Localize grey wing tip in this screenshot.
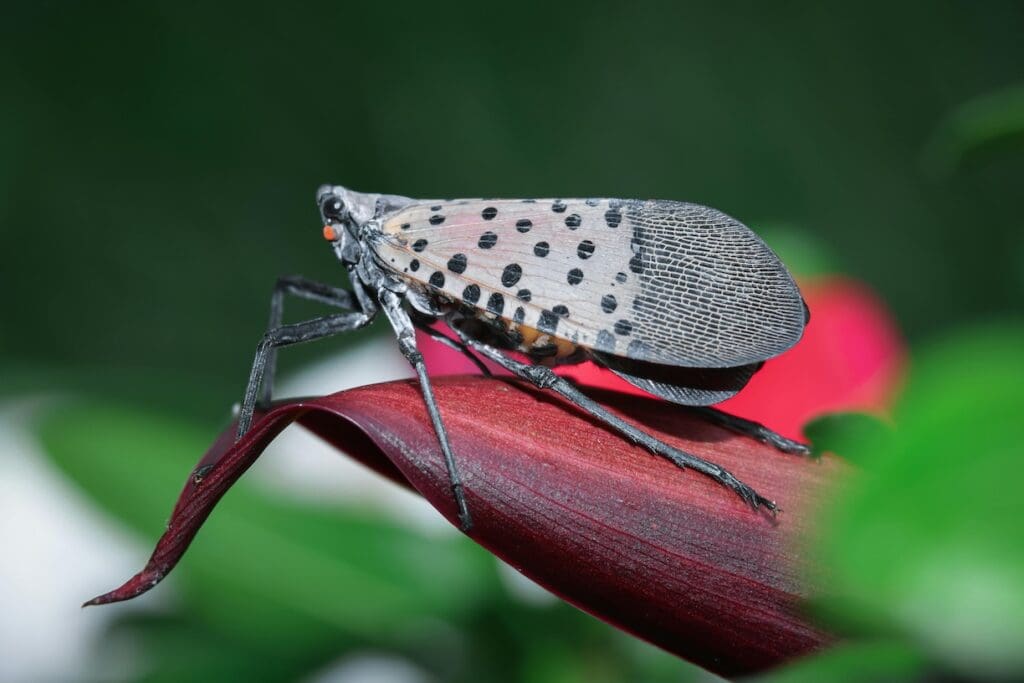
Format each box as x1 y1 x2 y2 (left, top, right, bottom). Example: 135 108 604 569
625 198 809 366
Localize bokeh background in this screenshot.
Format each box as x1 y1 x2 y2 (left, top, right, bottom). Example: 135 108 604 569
2 2 1023 682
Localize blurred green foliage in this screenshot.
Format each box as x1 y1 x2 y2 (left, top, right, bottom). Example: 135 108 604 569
815 324 1024 680
922 84 1024 177
747 641 929 683
761 323 1024 682
803 412 892 464
6 1 1024 681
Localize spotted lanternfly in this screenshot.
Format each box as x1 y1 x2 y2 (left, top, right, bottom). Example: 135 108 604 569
236 186 811 530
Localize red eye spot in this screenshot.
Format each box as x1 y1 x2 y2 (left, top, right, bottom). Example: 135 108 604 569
322 225 338 241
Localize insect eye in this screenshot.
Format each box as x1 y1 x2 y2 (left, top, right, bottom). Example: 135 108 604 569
321 196 347 223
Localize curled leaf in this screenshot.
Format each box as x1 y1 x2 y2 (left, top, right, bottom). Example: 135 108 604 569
87 376 842 676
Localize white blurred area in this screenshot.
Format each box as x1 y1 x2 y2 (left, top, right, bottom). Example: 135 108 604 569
0 401 154 682
0 337 552 682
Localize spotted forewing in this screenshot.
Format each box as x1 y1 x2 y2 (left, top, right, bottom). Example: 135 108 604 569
371 198 805 369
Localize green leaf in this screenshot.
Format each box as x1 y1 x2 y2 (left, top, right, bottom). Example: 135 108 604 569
816 322 1024 679
100 612 324 683
743 640 928 683
37 400 497 650
922 84 1024 177
803 412 893 464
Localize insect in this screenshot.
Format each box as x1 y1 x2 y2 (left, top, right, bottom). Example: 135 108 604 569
235 185 810 531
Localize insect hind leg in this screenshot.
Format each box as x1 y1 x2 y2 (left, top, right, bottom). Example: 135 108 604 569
379 290 473 532
460 337 777 514
690 407 810 456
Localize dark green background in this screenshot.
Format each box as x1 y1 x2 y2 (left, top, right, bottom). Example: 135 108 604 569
4 1 1023 414
4 3 1024 682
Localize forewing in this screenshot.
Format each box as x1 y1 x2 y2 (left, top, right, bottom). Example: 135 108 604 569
373 198 805 367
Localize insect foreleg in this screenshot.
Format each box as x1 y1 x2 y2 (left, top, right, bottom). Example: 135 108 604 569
689 407 810 456
459 337 777 514
236 311 372 440
379 290 473 532
261 275 362 408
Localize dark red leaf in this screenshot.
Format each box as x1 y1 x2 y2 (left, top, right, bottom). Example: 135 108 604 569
86 376 842 676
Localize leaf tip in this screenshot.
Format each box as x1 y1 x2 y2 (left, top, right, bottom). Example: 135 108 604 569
82 565 167 607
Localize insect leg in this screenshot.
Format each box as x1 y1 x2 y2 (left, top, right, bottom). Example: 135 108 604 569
460 338 776 513
690 407 810 456
413 323 493 377
261 275 361 408
379 290 473 532
236 311 372 440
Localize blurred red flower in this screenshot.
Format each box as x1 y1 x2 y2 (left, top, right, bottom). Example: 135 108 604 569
419 275 904 440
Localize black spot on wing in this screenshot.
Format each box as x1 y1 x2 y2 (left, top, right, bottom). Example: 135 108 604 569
462 284 480 305
567 268 584 285
502 264 523 287
537 310 559 334
447 253 467 274
429 271 445 288
412 239 428 252
482 207 497 220
534 241 550 257
478 231 497 249
487 292 505 315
